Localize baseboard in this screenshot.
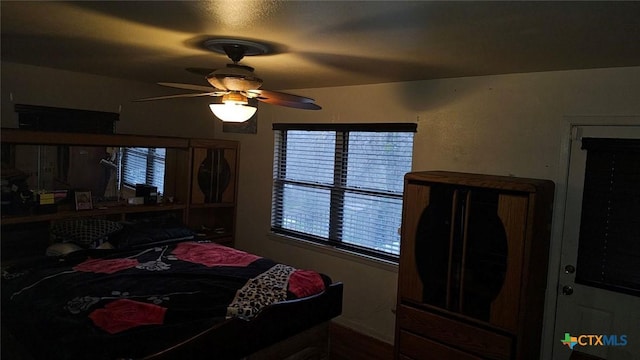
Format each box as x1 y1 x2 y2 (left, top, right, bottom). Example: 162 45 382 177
329 322 394 360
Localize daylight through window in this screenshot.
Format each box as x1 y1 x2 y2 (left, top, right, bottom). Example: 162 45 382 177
121 147 166 193
271 123 416 261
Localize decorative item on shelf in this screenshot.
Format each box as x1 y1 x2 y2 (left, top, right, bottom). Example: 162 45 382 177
52 190 69 204
127 197 145 205
1 166 34 215
74 191 93 211
36 191 57 214
100 147 120 201
135 184 158 204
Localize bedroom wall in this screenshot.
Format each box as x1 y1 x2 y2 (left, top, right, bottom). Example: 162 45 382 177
1 62 216 138
212 66 640 358
3 61 640 359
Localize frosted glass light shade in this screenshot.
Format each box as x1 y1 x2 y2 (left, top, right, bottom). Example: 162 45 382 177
209 103 257 122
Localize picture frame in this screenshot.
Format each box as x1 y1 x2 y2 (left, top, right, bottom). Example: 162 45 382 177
75 191 93 211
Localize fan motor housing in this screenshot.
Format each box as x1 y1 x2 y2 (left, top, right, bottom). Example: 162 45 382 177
206 64 263 91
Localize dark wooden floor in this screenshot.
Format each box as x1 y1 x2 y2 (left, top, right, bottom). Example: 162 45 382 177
327 324 608 360
329 322 394 360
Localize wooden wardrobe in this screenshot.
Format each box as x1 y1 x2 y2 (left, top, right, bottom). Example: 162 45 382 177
395 171 554 360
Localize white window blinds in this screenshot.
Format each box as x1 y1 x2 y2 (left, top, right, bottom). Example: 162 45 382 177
122 147 166 193
271 123 415 261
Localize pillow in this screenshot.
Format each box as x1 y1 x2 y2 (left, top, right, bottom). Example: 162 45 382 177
45 242 83 256
109 217 194 249
50 219 123 248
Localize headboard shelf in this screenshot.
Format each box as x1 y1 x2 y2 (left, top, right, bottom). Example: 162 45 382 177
1 203 188 225
1 129 240 259
1 128 189 148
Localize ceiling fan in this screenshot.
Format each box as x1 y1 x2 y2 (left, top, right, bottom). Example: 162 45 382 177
134 39 321 122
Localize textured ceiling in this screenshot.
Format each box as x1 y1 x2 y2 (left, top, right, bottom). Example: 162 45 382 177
2 1 640 92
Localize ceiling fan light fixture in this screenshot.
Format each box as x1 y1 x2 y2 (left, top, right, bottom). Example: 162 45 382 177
222 92 248 105
135 38 320 111
209 103 256 122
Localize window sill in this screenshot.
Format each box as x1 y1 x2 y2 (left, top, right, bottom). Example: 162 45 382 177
267 232 399 273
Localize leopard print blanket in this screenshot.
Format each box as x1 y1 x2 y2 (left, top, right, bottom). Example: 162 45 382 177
226 263 295 320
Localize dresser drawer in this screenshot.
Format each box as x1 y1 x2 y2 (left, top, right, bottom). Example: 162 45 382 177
396 304 513 360
398 330 485 360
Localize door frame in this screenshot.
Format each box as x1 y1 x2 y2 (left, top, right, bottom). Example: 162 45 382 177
540 115 640 360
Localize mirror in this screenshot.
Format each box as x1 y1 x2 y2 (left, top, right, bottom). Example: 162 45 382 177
2 144 168 205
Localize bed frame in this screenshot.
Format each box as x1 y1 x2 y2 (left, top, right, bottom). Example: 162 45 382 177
143 282 343 360
1 282 342 360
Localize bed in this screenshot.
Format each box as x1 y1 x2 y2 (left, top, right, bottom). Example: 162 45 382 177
1 219 343 360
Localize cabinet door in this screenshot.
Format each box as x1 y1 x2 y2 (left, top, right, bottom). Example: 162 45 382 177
489 192 528 331
191 147 236 204
398 181 528 331
397 181 431 303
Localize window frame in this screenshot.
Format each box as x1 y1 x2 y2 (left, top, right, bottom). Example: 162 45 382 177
121 147 166 193
271 123 416 262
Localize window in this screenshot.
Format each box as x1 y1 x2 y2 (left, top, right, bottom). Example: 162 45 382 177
271 123 416 261
576 137 640 296
121 147 166 193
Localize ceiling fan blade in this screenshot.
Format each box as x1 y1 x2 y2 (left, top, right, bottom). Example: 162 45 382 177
246 89 316 104
158 82 215 92
256 97 322 110
133 92 219 102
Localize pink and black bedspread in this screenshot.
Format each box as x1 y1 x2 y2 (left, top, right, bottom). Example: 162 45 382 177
1 241 329 360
